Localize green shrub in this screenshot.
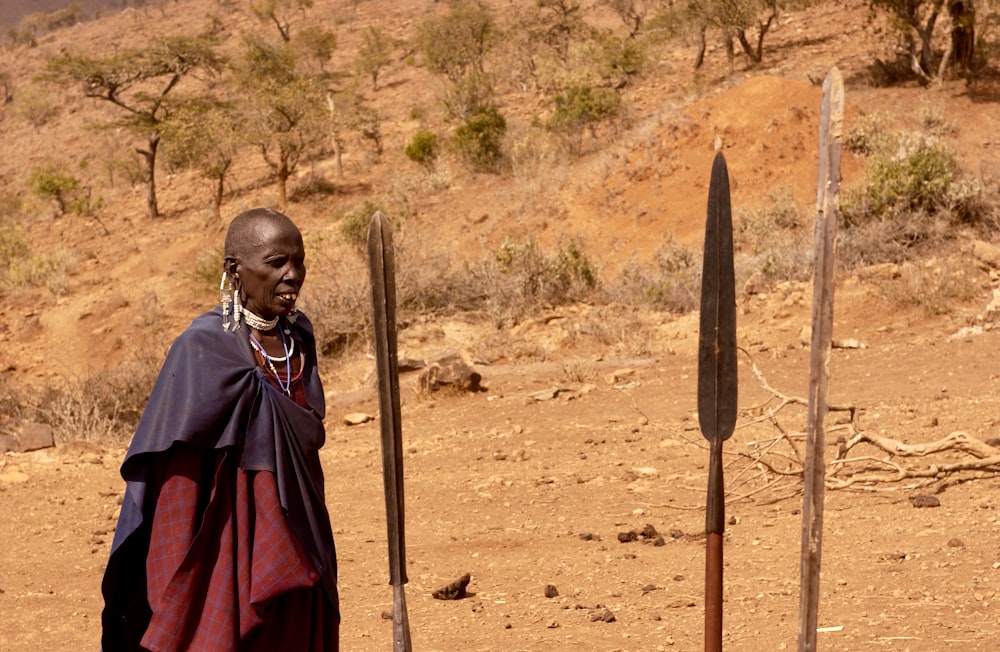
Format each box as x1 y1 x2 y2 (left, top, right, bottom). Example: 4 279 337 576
491 237 599 315
452 106 506 172
850 133 956 222
27 164 79 215
405 129 438 167
546 85 622 154
839 131 992 266
337 200 389 249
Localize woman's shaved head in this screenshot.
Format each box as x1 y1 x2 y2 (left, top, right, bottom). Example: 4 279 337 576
223 208 298 272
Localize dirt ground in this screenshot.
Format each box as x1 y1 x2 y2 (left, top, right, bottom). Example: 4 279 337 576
3 288 1000 651
1 0 1000 650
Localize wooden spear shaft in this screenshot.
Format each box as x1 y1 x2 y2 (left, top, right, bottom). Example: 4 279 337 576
797 67 843 652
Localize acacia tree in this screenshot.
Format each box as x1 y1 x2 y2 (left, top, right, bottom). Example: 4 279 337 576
602 0 660 38
231 34 328 208
46 36 221 218
159 98 241 222
692 0 781 69
356 25 393 90
867 0 977 80
251 0 314 42
417 1 498 119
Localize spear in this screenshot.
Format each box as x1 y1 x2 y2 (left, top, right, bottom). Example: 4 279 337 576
698 150 738 652
797 66 843 652
367 211 413 652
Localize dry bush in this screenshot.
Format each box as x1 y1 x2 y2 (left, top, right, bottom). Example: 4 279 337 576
13 84 60 128
470 328 550 364
876 255 981 316
473 237 601 326
606 239 700 313
298 236 372 359
734 188 812 286
562 358 599 383
839 128 998 268
37 354 163 445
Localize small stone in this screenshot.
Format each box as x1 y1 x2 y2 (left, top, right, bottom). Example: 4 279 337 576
18 423 54 452
432 573 471 600
544 584 559 598
910 495 941 508
342 412 374 426
618 530 638 543
590 608 616 623
947 537 965 548
639 524 659 539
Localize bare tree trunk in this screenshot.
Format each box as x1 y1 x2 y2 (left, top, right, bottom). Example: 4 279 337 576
138 132 161 219
277 162 289 211
213 176 224 223
695 24 707 69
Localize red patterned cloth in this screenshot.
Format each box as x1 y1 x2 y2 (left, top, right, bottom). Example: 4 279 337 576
139 445 337 651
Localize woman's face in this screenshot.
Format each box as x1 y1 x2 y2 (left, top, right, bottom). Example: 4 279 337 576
235 217 306 322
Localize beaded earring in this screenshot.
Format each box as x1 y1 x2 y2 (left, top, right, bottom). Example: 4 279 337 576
232 276 243 330
220 271 233 331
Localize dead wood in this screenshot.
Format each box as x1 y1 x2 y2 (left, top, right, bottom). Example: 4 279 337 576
730 349 1000 497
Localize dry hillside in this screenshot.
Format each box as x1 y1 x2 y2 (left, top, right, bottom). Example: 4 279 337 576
1 1 1000 650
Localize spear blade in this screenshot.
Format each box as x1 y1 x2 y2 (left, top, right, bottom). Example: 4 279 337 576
367 211 413 652
698 151 738 652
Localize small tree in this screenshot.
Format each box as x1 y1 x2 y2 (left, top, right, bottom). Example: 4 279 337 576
296 24 337 74
545 84 623 154
692 0 782 69
357 25 393 90
46 35 222 219
27 163 102 220
602 0 657 38
250 0 315 42
27 164 79 216
159 98 241 222
865 0 976 80
232 34 328 208
416 2 494 84
453 106 506 172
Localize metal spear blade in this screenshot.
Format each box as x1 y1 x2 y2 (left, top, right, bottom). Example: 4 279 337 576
698 150 738 652
367 211 412 652
698 151 738 447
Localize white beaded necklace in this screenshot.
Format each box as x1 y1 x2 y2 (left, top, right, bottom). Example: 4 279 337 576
241 307 279 331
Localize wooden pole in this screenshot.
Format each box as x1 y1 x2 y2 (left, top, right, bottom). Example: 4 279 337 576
797 67 843 652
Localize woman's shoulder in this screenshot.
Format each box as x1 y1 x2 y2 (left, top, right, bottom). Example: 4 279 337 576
288 310 316 339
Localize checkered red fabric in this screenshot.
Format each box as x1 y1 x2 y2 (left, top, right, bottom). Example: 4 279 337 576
137 374 338 651
139 446 338 651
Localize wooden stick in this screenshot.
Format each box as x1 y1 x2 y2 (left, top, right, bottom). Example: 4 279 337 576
798 66 843 652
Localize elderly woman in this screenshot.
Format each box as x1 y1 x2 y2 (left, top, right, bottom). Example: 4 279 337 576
101 208 339 651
